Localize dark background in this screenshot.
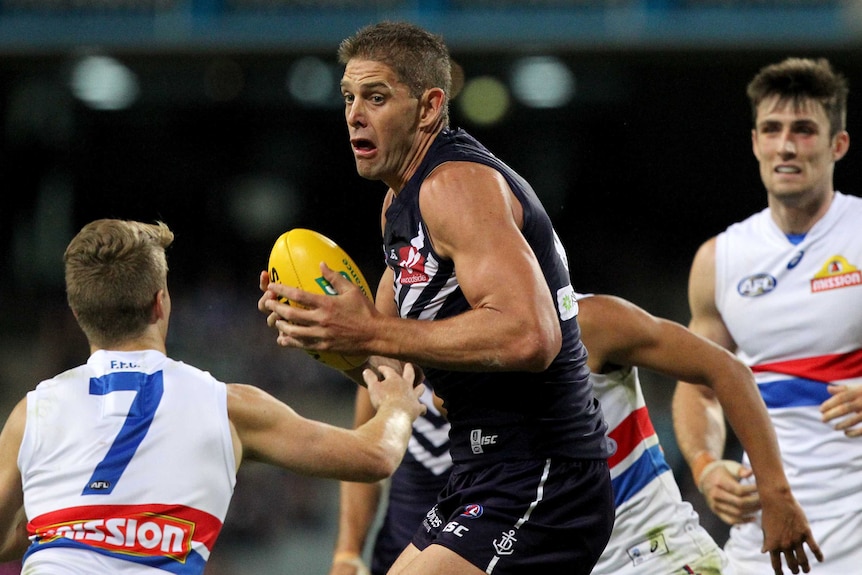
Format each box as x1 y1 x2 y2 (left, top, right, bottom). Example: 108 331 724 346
1 2 860 572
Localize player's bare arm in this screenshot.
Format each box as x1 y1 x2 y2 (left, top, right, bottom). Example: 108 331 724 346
330 478 379 575
341 268 418 387
353 161 562 371
584 294 759 526
673 241 823 573
585 295 820 573
0 398 29 562
263 162 560 372
673 238 759 519
407 161 561 370
226 364 424 482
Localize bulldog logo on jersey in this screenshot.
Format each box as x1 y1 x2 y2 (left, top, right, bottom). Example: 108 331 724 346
810 255 862 293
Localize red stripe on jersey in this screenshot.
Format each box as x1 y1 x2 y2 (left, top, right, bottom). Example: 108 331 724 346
607 406 656 469
28 504 223 560
752 348 862 383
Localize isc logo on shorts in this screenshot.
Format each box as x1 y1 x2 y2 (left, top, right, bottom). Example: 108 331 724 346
470 429 498 454
442 521 470 537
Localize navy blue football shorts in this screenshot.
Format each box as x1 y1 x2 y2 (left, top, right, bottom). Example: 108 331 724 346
410 457 614 574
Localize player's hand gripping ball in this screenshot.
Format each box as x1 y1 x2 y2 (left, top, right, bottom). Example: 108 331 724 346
268 228 374 370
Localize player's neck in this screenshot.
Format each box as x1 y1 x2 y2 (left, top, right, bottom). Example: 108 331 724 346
388 125 443 195
768 189 835 235
90 331 167 355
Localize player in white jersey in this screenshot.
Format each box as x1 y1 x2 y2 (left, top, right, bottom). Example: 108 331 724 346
673 57 861 574
325 293 817 575
577 294 815 575
0 218 426 573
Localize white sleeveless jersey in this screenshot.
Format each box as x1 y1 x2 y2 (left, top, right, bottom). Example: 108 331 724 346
591 365 729 574
18 349 237 574
715 191 862 519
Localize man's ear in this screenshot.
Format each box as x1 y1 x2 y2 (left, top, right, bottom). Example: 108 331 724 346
419 87 446 129
750 128 761 161
832 130 850 162
152 289 167 323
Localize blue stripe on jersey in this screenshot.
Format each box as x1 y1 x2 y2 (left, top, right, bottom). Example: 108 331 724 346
610 444 670 507
758 378 831 408
24 538 208 575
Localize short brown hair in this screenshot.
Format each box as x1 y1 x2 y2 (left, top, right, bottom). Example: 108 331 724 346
338 20 452 124
65 219 174 346
747 57 849 137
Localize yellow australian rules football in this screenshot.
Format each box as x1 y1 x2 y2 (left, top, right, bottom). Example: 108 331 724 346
267 228 373 370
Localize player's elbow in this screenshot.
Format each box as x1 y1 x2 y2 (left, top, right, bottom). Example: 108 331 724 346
511 323 561 372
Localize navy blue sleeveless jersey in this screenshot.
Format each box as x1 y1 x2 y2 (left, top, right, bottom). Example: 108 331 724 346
382 128 612 465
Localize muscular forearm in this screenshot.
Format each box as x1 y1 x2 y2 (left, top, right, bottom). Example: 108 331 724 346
366 308 559 373
716 367 789 495
352 423 411 481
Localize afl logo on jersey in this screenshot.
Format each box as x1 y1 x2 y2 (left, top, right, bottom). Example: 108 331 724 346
737 274 777 297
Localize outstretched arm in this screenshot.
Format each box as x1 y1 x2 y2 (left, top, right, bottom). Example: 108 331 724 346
228 363 425 482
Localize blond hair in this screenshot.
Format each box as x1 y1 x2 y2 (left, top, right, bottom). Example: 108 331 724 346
65 219 174 346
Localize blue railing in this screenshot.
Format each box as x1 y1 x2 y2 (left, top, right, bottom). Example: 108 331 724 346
0 0 855 52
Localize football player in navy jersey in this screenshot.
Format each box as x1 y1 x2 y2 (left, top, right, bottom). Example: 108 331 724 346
260 20 615 575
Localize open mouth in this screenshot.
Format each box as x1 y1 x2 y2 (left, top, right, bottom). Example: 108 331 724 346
352 139 376 154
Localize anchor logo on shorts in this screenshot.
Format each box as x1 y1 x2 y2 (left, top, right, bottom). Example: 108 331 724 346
492 529 517 555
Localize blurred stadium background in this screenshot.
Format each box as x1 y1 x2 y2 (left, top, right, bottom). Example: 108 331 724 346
1 1 861 572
